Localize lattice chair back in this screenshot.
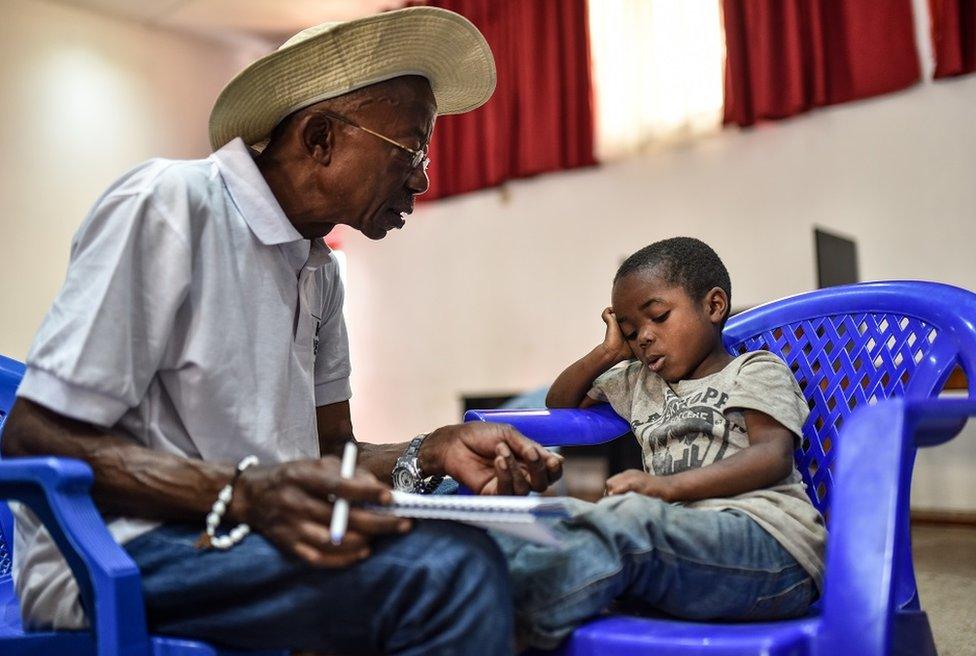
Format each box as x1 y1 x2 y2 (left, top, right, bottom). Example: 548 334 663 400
0 503 10 583
0 356 26 611
723 281 976 609
724 282 976 515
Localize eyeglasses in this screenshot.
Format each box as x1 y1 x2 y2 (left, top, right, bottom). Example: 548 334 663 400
320 110 430 173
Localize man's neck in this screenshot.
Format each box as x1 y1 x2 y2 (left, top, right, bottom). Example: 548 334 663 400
255 152 318 237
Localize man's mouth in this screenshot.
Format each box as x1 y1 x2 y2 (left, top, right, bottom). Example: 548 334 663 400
384 208 410 230
646 354 666 372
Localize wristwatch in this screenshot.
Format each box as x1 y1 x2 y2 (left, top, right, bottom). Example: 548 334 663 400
393 434 444 494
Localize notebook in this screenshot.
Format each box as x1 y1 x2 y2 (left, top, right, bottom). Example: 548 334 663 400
370 491 573 546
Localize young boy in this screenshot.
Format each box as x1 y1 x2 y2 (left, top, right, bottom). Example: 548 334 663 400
493 237 825 649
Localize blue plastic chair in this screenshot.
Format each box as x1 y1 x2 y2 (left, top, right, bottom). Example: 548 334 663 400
466 280 976 656
0 355 285 656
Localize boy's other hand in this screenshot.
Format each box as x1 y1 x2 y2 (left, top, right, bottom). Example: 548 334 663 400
605 469 675 501
599 307 633 365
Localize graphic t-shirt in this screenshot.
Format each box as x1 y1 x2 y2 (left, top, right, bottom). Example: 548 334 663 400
588 351 826 589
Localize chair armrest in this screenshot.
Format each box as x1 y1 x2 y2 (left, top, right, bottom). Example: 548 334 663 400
0 457 150 656
463 404 632 447
818 398 976 656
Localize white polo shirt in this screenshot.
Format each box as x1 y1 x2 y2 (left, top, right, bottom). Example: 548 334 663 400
12 138 351 629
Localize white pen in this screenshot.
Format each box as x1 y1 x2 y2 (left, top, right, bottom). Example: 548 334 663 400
329 441 358 545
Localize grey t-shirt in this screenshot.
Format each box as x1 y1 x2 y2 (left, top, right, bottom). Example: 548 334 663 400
588 350 826 589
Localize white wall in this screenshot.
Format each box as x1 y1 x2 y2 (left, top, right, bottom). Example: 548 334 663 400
340 76 976 509
0 0 255 358
342 75 976 436
915 393 976 514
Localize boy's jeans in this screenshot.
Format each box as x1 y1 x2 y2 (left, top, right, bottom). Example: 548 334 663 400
492 493 817 649
124 519 513 655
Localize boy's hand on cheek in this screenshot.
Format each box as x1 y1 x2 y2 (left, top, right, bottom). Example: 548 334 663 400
599 307 633 365
605 469 675 501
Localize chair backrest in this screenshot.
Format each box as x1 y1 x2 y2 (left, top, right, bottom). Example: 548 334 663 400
0 357 25 579
724 281 976 519
0 356 26 628
0 355 21 444
724 281 976 613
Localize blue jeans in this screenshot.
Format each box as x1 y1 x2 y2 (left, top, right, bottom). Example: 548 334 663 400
491 493 817 649
124 519 513 655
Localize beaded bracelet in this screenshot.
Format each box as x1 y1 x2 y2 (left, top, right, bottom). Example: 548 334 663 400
195 455 259 550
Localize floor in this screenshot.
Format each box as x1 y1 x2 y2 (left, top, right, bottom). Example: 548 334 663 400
912 524 976 656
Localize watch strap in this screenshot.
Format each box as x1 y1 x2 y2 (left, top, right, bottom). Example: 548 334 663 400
400 433 443 494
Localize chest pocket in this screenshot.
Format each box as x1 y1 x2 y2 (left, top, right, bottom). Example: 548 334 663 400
294 271 322 359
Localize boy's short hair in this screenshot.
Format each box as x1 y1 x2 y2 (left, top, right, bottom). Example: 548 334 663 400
615 237 732 323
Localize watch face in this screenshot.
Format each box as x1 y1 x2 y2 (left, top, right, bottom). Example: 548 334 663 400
394 467 416 491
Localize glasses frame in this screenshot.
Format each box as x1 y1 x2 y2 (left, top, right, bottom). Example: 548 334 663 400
320 110 430 172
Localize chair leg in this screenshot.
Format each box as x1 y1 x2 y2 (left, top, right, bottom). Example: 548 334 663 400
892 609 938 656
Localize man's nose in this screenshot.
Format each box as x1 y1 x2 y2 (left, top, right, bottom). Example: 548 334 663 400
406 164 430 195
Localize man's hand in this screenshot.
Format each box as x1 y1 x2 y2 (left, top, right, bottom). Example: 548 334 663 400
421 422 563 496
599 307 633 365
605 469 675 501
232 457 411 568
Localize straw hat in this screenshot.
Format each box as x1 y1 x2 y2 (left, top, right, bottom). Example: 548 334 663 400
208 6 496 151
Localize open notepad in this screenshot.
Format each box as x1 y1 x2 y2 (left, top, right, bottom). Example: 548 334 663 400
370 491 573 546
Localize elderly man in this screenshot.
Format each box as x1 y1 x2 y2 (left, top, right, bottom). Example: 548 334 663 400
1 8 560 655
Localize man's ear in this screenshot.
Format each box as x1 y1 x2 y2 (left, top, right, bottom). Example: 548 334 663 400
704 287 729 325
299 112 335 165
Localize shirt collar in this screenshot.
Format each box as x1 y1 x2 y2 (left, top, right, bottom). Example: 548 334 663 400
308 238 334 268
212 138 304 246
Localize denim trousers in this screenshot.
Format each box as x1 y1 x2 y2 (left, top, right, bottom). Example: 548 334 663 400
491 493 817 650
124 519 514 655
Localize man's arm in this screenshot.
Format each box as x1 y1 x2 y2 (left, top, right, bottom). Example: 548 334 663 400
316 401 413 482
315 401 564 494
2 399 235 520
315 401 407 486
3 398 406 567
316 400 355 457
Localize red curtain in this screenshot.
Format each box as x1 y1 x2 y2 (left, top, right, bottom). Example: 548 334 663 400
722 0 921 127
930 0 976 78
412 0 596 200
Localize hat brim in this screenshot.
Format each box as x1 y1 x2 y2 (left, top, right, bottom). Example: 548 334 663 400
208 6 496 151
